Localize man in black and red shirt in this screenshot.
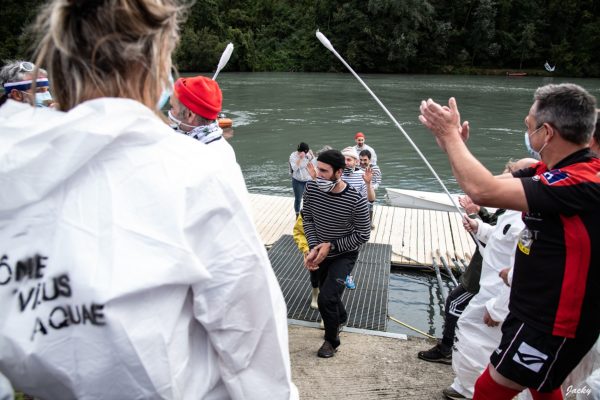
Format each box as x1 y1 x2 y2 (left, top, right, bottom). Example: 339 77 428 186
419 83 599 400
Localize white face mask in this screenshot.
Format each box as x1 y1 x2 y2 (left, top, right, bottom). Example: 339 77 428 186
524 125 546 160
316 177 338 192
168 110 200 131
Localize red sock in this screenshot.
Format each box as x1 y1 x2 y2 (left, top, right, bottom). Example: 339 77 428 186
473 366 521 400
529 388 563 400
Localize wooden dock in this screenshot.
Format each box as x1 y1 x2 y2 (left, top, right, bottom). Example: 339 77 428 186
249 193 475 267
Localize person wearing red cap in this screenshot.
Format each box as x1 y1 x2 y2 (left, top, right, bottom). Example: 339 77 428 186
168 75 235 161
353 132 377 166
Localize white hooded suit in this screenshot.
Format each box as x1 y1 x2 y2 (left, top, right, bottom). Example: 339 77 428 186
451 210 524 398
0 99 297 400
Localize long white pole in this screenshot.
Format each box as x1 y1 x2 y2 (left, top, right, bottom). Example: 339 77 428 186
316 30 462 214
316 30 483 249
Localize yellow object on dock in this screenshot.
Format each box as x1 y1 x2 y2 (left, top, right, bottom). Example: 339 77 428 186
248 193 475 268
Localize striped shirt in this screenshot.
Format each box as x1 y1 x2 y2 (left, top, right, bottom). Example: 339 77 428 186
301 180 370 257
361 165 382 190
342 167 367 198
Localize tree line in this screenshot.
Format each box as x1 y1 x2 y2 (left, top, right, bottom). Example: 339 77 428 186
2 0 599 77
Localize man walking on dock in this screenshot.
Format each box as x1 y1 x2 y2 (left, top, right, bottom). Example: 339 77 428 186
302 149 371 358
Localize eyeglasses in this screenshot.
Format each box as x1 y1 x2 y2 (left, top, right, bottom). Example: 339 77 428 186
19 62 35 72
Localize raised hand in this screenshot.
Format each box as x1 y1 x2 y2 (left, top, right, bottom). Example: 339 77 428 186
419 97 469 150
459 195 480 215
363 166 373 184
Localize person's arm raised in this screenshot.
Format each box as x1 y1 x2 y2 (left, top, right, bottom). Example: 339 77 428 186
419 97 528 212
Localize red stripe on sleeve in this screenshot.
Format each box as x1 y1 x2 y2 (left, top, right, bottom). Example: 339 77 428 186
553 215 591 337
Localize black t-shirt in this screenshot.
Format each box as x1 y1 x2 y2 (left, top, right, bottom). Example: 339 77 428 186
511 148 600 338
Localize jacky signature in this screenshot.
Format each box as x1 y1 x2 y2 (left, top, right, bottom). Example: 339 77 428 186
565 384 592 397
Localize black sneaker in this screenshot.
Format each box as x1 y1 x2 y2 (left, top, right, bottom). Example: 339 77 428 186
442 386 469 399
317 340 337 358
417 343 452 365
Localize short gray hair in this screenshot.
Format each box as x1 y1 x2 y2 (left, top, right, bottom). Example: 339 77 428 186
533 83 597 145
0 60 47 87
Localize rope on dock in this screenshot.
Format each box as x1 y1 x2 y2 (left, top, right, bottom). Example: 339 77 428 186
387 315 436 340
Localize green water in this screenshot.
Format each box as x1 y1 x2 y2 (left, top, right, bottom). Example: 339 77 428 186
221 72 600 198
215 72 599 336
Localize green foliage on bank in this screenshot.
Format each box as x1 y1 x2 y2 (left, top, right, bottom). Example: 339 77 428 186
2 0 599 77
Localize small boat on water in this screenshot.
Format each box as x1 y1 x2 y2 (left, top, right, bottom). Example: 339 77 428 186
506 72 527 77
385 188 462 212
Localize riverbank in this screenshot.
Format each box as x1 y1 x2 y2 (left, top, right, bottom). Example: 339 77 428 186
289 324 453 399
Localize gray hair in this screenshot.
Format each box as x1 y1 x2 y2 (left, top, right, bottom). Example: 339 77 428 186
0 60 47 88
533 83 597 145
32 0 186 112
172 95 214 125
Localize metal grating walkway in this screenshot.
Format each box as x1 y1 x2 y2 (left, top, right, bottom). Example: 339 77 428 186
268 235 392 332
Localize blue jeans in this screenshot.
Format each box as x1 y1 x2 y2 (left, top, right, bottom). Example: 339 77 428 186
292 178 307 215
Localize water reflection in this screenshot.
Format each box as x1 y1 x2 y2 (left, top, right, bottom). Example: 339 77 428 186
387 270 453 337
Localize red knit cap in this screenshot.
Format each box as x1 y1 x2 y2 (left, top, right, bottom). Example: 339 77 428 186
174 76 222 120
355 132 365 139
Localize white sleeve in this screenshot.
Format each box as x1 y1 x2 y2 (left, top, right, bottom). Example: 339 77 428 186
485 283 511 322
185 165 297 400
475 221 493 244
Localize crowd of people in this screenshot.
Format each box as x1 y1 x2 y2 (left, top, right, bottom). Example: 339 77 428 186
0 0 598 398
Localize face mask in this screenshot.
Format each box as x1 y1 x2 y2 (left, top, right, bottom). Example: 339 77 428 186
316 177 338 193
343 167 353 174
524 126 545 160
168 110 200 131
24 91 53 107
156 74 174 110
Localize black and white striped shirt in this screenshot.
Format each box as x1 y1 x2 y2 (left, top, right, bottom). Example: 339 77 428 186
342 167 367 198
301 180 370 257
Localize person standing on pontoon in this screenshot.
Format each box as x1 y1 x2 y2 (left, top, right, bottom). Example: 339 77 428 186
289 142 314 217
302 149 370 358
359 148 381 226
353 131 378 165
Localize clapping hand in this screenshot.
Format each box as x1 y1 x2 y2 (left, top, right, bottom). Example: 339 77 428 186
459 195 480 215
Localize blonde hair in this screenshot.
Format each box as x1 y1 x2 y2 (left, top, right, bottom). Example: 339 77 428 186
33 0 186 111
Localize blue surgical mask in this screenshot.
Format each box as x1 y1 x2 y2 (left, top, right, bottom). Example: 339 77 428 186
316 177 338 192
524 126 545 160
156 74 174 110
33 91 53 107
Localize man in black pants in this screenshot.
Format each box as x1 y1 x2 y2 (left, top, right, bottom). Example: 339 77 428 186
418 199 504 364
302 149 371 358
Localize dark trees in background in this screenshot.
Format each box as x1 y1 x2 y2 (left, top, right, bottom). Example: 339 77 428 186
1 0 599 77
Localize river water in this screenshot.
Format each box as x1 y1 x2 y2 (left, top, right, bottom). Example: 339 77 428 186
213 72 600 336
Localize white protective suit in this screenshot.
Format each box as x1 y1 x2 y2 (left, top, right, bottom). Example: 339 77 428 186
450 210 524 398
0 99 298 400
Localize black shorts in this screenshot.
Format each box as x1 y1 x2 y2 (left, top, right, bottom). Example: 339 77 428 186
490 313 599 392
